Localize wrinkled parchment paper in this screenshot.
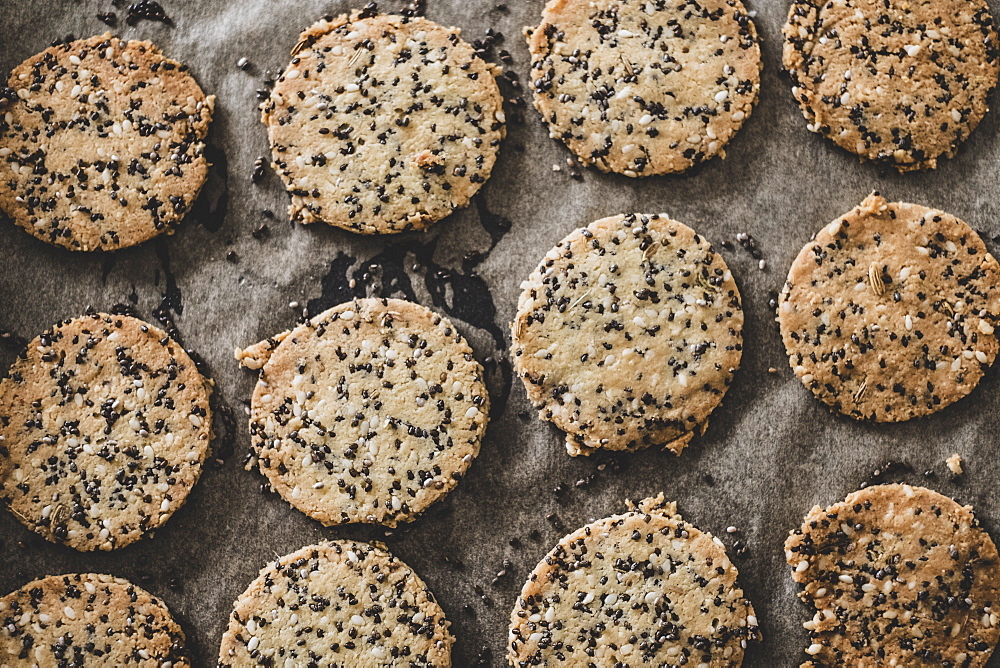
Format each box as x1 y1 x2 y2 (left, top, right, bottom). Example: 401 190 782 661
4 1 1000 665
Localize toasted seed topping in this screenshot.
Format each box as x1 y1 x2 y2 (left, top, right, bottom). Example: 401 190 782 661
783 0 1000 171
0 34 215 250
786 484 1000 666
0 312 212 551
262 12 505 233
512 213 743 456
0 573 189 666
509 494 759 666
219 540 451 666
236 297 488 527
778 193 1000 421
526 0 761 176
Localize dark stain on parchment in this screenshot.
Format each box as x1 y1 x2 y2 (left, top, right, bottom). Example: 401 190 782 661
100 253 117 283
306 196 514 416
152 239 183 325
191 144 229 233
149 239 237 463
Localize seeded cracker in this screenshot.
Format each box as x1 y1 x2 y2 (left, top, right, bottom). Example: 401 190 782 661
0 34 215 251
785 484 1000 666
261 12 505 234
0 573 189 666
0 313 212 551
218 540 452 666
778 194 1000 421
511 213 743 456
235 298 488 527
783 0 1000 172
508 494 760 666
525 0 761 177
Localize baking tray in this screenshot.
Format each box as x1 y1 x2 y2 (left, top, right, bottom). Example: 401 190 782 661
4 0 1000 665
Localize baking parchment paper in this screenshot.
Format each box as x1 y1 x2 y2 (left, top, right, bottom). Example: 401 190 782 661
4 0 1000 665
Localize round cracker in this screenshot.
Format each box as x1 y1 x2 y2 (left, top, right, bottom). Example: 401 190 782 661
0 573 189 666
236 298 488 527
509 494 759 666
0 312 212 551
261 12 505 234
782 0 1000 172
511 213 743 456
785 484 1000 666
526 0 761 177
218 540 452 667
778 193 1000 421
0 33 215 251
